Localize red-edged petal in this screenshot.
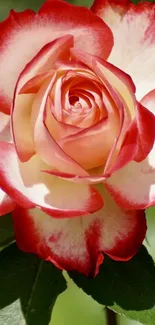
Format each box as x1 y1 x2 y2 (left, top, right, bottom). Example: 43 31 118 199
104 118 138 176
0 113 16 216
105 89 155 209
0 189 16 216
0 0 113 113
42 169 106 184
106 101 155 176
141 89 155 115
105 153 155 210
0 142 103 217
134 102 155 162
12 35 74 162
50 103 155 180
12 185 146 275
91 0 155 100
71 49 155 173
0 9 36 114
19 71 53 94
0 113 16 215
17 34 74 93
39 0 113 59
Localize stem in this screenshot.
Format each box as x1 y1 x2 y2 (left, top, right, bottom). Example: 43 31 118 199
105 307 117 325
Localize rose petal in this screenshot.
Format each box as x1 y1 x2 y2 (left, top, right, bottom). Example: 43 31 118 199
12 35 74 162
104 118 138 176
141 89 155 115
58 114 119 170
91 0 155 100
0 9 35 114
12 185 146 275
12 93 35 161
0 112 11 142
42 169 106 184
0 0 113 113
106 101 155 176
32 77 88 176
71 49 155 172
19 71 54 94
0 189 16 216
18 34 74 92
45 98 80 141
134 102 155 162
71 48 136 118
39 0 113 60
57 67 121 170
70 49 136 172
105 89 155 209
105 152 155 210
0 141 103 217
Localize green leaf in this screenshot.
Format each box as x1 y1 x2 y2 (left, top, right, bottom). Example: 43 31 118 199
0 243 67 325
69 245 155 325
0 213 14 249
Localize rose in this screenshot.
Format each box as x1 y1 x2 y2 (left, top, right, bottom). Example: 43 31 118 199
0 0 154 275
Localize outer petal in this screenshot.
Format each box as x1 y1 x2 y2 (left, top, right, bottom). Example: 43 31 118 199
39 0 113 59
0 142 103 217
0 189 16 216
91 0 155 100
105 154 155 210
0 114 16 215
0 112 16 215
106 101 155 176
12 185 146 275
0 0 113 113
134 102 155 162
105 90 155 209
0 9 35 114
141 89 155 115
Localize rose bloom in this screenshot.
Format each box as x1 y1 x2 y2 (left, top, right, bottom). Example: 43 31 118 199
0 0 155 275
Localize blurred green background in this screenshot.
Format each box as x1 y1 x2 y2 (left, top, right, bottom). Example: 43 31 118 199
0 0 155 325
